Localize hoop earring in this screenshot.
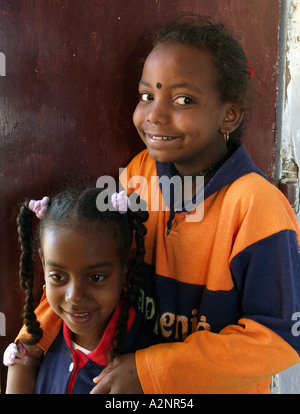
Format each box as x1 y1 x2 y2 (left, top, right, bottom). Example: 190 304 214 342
224 130 230 143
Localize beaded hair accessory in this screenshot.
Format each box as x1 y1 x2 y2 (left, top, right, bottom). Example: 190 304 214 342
28 196 50 219
27 193 132 218
111 191 131 214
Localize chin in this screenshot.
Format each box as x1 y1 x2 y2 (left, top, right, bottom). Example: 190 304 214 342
146 148 175 164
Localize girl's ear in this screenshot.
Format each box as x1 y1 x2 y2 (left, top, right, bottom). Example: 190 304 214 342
220 100 244 134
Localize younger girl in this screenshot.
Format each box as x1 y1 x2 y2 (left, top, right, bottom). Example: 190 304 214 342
5 188 148 393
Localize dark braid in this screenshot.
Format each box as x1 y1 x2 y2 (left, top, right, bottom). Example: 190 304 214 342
109 207 148 361
17 201 43 345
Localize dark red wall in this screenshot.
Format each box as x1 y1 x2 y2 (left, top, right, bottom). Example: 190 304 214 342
0 0 281 392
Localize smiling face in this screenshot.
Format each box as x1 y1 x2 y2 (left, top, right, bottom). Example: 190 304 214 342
41 224 127 351
133 42 243 176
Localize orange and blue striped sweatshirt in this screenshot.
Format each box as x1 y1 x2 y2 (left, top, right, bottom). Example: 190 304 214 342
119 144 300 394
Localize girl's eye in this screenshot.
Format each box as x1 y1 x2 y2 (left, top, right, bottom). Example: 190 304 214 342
90 274 105 283
139 93 153 102
175 96 195 105
48 273 65 282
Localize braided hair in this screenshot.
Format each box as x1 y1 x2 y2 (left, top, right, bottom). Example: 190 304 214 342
17 201 43 345
17 187 148 361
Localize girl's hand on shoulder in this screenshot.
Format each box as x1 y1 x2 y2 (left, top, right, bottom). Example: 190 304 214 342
90 353 143 394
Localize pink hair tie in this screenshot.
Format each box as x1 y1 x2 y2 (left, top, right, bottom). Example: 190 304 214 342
111 191 131 214
28 196 50 219
3 342 41 367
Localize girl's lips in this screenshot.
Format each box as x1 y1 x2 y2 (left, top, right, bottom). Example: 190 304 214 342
146 133 180 141
64 310 95 324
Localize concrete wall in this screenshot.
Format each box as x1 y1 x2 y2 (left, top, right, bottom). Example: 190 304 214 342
276 0 300 393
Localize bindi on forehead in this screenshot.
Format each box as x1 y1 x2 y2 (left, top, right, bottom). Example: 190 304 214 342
156 82 162 89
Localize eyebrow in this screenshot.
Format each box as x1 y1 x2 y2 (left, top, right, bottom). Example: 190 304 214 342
45 261 113 270
139 80 202 94
170 82 202 95
139 80 151 88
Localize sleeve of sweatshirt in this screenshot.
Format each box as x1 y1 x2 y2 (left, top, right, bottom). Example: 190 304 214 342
135 317 299 394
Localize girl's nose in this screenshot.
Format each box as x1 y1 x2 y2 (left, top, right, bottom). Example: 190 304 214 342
65 280 86 305
147 100 170 126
